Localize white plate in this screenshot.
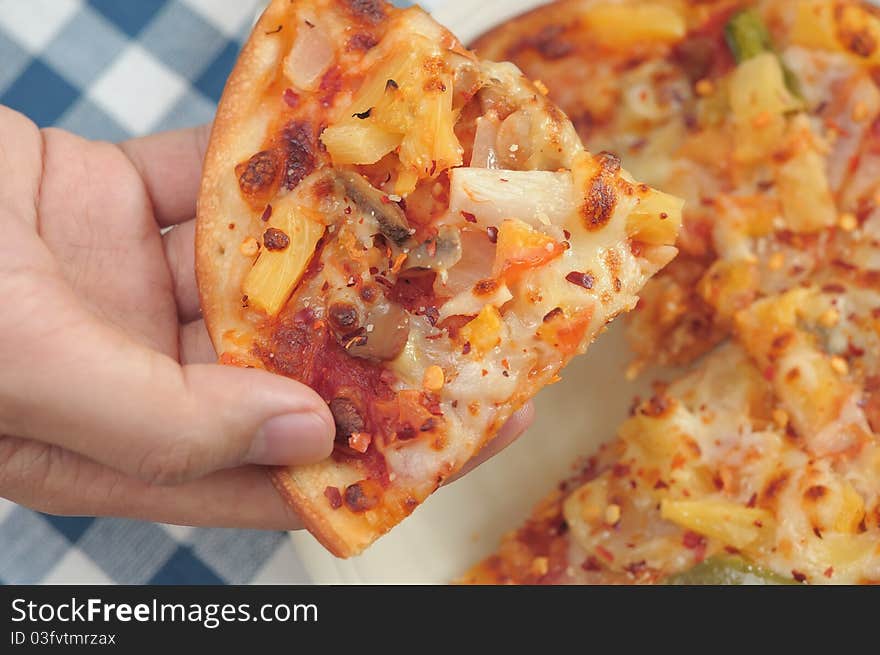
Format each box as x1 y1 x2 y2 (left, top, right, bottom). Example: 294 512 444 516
291 0 664 584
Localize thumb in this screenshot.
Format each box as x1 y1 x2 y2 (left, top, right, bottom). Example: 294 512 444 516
1 313 335 485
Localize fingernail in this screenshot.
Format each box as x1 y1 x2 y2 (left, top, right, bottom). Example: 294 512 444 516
249 412 334 465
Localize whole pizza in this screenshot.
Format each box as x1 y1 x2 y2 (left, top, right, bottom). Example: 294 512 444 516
465 0 880 584
196 0 682 557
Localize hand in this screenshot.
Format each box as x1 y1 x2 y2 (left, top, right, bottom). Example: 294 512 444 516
0 106 533 530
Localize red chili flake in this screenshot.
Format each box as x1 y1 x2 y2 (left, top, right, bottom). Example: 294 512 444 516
565 271 595 289
380 194 391 204
821 283 846 294
420 418 437 432
324 486 343 509
653 480 669 490
595 546 615 563
486 225 498 243
746 493 757 508
724 546 740 555
612 463 630 478
344 481 381 512
682 531 704 549
762 366 776 381
624 560 648 576
282 88 299 107
581 556 601 572
543 307 564 323
461 211 477 223
791 570 807 583
462 341 472 355
227 222 235 230
344 206 352 215
241 295 249 308
824 567 834 578
659 212 668 219
424 306 439 326
563 229 571 240
260 204 273 221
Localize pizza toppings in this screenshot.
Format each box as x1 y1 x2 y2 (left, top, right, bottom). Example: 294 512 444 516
263 227 290 251
201 0 683 557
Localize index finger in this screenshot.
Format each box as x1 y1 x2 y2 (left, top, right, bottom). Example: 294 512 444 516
119 124 211 227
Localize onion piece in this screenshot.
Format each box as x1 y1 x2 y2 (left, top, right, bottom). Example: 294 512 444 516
435 229 496 296
470 115 500 168
285 23 335 91
449 168 575 228
439 281 513 321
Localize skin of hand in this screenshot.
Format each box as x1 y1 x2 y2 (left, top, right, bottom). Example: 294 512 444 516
0 105 533 531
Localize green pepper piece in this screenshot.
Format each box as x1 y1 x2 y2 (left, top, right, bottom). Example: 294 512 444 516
724 9 774 63
724 9 803 99
663 556 797 585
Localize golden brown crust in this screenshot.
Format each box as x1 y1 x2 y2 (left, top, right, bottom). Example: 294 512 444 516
197 0 372 556
269 468 358 558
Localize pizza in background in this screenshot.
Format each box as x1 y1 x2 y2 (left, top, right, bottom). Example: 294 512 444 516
466 0 880 584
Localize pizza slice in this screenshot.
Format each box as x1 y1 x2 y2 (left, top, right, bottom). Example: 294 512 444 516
196 0 682 557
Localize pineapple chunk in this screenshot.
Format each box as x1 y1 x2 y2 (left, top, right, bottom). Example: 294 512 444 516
583 3 686 49
698 259 759 321
459 305 505 356
791 0 880 65
319 123 402 166
626 187 684 246
660 499 775 550
729 53 802 163
320 36 462 196
773 117 836 233
242 200 325 316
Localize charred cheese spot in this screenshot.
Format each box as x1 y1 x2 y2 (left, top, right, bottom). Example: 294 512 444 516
581 152 621 231
263 227 290 251
347 32 379 51
236 150 279 198
344 480 382 512
280 121 317 190
329 396 365 439
344 0 386 25
473 278 500 296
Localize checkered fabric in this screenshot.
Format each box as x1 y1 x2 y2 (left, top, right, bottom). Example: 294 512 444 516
0 0 430 585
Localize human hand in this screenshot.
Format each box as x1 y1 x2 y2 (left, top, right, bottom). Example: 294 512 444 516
0 106 533 530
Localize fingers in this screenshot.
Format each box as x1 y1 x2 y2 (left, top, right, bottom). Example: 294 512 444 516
0 435 302 530
118 124 211 228
163 218 201 322
0 106 42 227
179 319 217 365
447 401 535 484
1 304 335 485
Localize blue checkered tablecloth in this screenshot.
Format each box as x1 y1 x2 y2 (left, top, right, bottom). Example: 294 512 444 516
0 0 424 585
